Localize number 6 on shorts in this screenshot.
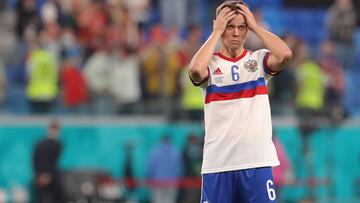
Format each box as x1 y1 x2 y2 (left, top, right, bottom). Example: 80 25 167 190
266 179 276 201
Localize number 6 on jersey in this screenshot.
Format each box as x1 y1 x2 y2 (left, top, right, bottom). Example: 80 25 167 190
231 65 240 81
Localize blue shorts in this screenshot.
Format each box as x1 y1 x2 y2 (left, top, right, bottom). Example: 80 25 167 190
201 167 277 203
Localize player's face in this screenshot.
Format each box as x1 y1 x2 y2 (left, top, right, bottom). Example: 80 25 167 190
222 14 248 51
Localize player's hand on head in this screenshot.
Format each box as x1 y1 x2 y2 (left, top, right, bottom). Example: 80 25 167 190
237 4 258 31
213 7 236 34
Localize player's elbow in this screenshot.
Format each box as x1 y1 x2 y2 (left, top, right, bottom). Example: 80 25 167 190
189 63 207 82
281 49 293 64
275 49 292 68
189 62 201 76
188 66 202 80
271 49 292 72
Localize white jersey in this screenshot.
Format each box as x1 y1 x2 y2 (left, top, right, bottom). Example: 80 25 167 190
193 49 280 174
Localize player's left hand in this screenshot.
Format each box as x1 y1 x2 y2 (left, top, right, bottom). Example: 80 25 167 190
238 4 259 32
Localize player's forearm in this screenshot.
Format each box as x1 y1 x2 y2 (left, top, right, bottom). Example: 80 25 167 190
189 31 222 82
253 25 292 71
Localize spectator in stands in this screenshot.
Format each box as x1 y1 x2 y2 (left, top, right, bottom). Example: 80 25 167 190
108 3 140 52
83 38 115 115
122 0 150 32
181 24 203 64
140 25 182 114
32 119 63 203
326 0 357 70
15 0 39 39
61 27 81 59
317 40 347 124
60 49 88 113
293 40 324 148
294 42 326 138
60 0 77 29
180 24 204 120
295 42 326 118
40 0 62 26
179 133 202 203
180 66 204 120
0 10 17 67
26 35 59 114
123 140 138 201
40 22 63 68
110 46 141 114
269 34 298 115
294 42 325 201
76 0 110 58
147 135 183 203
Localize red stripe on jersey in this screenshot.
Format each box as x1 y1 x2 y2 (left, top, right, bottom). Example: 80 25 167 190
205 85 268 104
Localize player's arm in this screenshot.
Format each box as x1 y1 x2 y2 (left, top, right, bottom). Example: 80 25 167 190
189 7 236 84
238 5 292 72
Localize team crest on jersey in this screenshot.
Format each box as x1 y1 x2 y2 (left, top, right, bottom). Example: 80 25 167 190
244 59 258 72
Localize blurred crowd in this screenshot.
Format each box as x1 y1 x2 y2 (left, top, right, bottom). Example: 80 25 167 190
30 121 296 203
0 0 212 117
0 0 358 119
30 120 205 203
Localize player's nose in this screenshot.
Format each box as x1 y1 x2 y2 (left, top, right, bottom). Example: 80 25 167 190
233 28 240 36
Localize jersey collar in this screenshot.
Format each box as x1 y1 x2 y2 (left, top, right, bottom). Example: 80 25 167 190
214 49 248 62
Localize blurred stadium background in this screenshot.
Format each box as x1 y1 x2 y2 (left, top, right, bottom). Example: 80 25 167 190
0 0 359 202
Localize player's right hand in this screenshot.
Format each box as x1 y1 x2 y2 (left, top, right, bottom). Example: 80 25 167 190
213 7 236 35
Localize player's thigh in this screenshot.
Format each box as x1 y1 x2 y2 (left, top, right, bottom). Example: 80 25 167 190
201 171 236 203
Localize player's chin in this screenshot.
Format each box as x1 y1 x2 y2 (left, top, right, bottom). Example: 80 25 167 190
229 45 241 51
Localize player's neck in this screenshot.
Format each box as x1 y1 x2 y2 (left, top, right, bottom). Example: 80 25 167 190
220 47 244 59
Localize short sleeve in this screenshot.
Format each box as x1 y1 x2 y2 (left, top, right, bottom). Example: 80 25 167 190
252 49 280 82
263 52 279 76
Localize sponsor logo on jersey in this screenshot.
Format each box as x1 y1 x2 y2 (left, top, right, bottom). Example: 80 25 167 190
244 59 258 72
213 68 223 75
214 77 224 83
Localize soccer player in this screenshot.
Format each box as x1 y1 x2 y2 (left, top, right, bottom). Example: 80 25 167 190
188 1 292 202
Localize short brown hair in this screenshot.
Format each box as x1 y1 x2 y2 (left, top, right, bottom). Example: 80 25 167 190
216 0 248 16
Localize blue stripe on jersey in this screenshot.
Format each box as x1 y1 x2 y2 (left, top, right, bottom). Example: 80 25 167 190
206 77 266 95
